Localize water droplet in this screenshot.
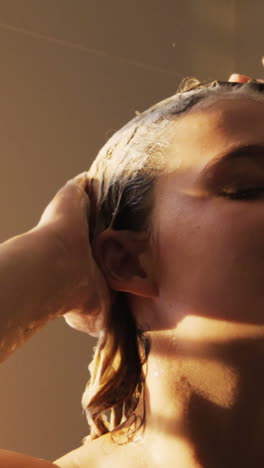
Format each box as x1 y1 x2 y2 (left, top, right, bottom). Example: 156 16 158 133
27 321 37 330
132 435 143 445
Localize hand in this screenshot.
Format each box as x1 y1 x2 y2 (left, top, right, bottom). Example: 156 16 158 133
37 172 111 337
228 58 264 83
228 73 264 83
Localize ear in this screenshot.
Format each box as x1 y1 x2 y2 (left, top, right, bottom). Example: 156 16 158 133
93 228 158 298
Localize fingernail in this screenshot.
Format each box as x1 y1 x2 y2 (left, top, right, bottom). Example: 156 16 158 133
228 73 251 83
228 73 239 81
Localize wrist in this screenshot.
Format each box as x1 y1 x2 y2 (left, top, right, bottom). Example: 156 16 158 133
23 224 71 318
0 225 71 363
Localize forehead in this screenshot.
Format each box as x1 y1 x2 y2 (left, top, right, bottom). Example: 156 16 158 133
164 96 264 174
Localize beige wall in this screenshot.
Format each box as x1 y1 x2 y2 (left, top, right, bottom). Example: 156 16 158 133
0 0 263 462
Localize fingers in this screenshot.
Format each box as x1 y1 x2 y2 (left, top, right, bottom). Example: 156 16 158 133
69 171 89 188
228 58 264 85
66 171 90 196
73 171 88 183
228 73 252 83
228 73 264 84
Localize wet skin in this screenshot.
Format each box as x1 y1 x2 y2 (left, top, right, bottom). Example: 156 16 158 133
56 95 264 468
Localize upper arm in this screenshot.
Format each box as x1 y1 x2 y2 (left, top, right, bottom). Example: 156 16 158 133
0 449 60 468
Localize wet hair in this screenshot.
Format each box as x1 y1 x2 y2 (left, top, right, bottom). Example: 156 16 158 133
81 77 264 444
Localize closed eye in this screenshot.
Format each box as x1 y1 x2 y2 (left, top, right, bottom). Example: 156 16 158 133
219 187 264 200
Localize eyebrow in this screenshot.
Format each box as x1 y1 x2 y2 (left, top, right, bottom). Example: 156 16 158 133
200 143 264 177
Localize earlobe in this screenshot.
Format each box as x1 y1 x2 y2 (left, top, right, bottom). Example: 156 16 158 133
109 274 158 298
93 228 158 298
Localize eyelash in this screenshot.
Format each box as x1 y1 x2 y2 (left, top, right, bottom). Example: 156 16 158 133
219 187 264 200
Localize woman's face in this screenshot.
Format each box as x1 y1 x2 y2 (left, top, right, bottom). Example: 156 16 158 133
149 95 264 334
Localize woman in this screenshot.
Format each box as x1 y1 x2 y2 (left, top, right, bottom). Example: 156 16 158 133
0 72 264 468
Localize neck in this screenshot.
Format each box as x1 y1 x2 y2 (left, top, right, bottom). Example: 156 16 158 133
132 317 264 468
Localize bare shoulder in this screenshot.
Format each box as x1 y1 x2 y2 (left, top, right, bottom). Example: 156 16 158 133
54 431 140 468
53 433 112 468
0 449 60 467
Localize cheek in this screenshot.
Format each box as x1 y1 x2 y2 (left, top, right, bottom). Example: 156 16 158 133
156 200 264 324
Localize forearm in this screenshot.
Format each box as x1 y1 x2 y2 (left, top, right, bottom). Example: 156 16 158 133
0 226 67 364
